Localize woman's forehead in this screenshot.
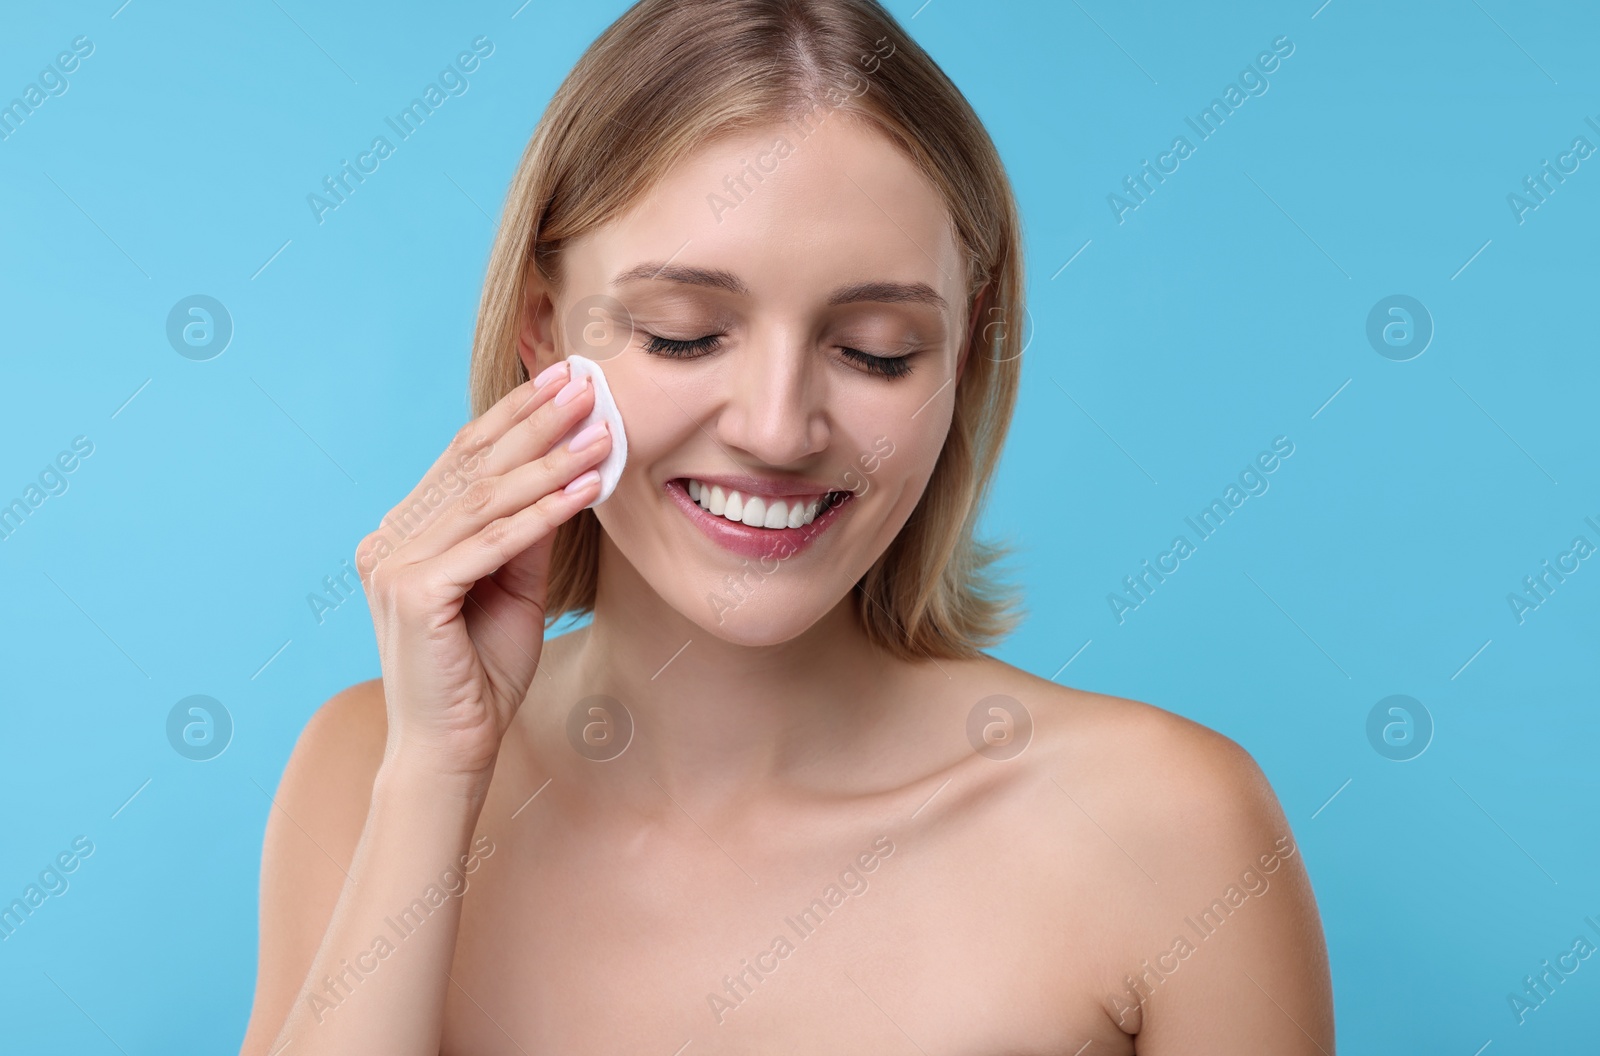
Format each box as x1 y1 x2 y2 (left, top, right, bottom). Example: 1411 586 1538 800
565 117 964 305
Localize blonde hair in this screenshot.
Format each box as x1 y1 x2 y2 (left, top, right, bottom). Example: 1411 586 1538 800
468 0 1026 660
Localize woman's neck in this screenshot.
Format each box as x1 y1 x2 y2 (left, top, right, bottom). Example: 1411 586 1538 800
558 538 904 818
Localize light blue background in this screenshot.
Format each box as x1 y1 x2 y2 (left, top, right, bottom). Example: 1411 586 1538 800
2 0 1595 1050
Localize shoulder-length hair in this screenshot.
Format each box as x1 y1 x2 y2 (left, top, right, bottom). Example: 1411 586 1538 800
468 0 1026 660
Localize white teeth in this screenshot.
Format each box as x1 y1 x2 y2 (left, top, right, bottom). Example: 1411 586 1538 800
684 478 838 530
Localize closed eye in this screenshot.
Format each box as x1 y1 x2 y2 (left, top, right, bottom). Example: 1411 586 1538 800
642 332 723 358
639 331 916 379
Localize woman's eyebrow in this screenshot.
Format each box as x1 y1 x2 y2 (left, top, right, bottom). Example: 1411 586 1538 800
611 262 948 315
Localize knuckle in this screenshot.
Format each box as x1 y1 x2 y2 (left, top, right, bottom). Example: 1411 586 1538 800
364 572 392 608
460 477 496 514
479 514 515 551
389 572 432 612
459 437 494 474
442 444 493 496
354 532 386 583
536 443 569 475
447 422 474 453
365 558 395 596
448 425 491 466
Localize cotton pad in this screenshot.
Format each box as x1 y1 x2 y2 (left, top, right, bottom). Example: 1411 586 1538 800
555 353 628 509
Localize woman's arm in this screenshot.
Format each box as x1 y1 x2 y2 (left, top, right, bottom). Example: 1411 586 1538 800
1136 727 1333 1052
237 680 492 1056
1074 701 1335 1053
238 362 611 1053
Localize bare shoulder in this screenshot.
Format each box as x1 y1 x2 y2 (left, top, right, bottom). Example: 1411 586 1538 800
276 677 390 832
967 657 1274 824
238 679 388 1055
934 655 1284 877
968 658 1332 1049
265 675 389 891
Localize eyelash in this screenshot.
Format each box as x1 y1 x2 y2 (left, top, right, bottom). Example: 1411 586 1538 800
640 332 916 379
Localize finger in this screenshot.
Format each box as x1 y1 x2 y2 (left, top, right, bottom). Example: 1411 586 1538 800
361 367 579 576
376 374 599 570
405 370 560 506
461 565 552 706
386 370 592 547
387 419 611 569
466 360 574 452
425 468 602 597
469 371 600 482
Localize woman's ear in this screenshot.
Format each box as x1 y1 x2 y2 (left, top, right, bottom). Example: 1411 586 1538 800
515 269 559 382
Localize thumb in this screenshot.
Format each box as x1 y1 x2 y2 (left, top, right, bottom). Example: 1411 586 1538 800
463 535 556 709
489 516 567 611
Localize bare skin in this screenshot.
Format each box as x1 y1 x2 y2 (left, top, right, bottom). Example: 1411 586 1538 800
239 113 1333 1055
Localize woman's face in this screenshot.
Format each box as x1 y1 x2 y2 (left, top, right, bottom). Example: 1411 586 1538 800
522 114 974 646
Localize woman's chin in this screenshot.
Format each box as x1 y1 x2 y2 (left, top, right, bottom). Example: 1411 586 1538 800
681 589 839 648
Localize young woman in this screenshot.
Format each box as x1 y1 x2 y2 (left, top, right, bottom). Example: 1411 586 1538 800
240 1 1333 1052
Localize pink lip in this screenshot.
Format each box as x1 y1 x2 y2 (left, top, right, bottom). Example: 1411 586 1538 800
664 478 855 561
686 472 841 503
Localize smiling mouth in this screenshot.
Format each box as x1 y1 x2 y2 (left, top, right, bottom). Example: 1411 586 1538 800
664 478 855 560
683 477 849 529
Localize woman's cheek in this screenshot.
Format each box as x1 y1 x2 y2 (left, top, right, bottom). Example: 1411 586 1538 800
896 413 954 500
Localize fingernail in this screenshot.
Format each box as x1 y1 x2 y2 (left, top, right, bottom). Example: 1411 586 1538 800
566 421 609 452
564 469 601 495
533 360 569 391
554 375 590 407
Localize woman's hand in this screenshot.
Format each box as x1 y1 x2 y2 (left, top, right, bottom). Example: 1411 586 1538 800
356 361 608 782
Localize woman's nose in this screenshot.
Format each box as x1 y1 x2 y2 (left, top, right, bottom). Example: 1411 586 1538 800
714 335 827 467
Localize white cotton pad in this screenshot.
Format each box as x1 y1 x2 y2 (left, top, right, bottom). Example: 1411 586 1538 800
556 354 628 509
